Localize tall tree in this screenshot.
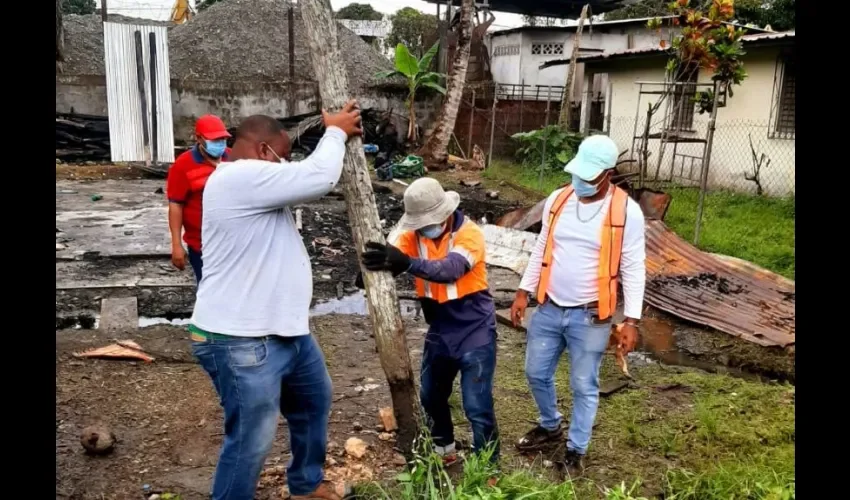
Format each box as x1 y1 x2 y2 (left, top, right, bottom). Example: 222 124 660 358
387 7 439 59
298 0 420 456
522 15 569 27
61 0 96 15
418 0 473 169
336 2 383 21
605 0 795 30
736 0 795 30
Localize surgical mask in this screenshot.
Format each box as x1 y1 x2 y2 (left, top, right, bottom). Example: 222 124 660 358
573 176 601 198
204 139 227 159
262 143 288 163
419 223 445 239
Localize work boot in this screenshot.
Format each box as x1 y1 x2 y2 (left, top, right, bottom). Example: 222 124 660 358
515 424 564 452
289 481 343 500
562 449 586 478
435 442 459 467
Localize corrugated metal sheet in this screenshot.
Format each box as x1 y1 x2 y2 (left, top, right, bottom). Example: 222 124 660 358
104 22 174 163
492 203 795 348
644 220 794 348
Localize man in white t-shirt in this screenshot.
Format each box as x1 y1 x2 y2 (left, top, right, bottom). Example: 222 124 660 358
510 135 646 476
189 101 361 500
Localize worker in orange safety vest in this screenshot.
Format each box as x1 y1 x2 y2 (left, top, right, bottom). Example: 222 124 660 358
360 178 499 466
510 135 646 476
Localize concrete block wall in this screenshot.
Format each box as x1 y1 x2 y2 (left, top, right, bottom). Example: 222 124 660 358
56 76 441 145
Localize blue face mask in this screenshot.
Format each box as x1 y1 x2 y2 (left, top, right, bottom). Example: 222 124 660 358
573 176 601 198
204 139 227 159
419 223 445 239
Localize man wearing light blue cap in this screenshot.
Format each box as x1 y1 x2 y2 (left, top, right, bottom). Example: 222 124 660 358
510 135 646 476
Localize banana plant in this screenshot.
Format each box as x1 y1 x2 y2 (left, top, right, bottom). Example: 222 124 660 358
376 42 446 142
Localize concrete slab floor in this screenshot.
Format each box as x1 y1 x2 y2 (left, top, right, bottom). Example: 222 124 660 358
56 180 170 259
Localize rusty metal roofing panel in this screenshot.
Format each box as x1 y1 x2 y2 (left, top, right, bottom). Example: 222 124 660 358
644 220 794 348
104 22 174 163
492 199 795 348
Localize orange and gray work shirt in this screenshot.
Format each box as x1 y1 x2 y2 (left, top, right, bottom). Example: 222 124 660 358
391 209 496 357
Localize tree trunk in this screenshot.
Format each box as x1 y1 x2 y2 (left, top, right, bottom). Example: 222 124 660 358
56 0 65 69
299 0 419 455
408 97 418 143
418 0 474 171
559 4 590 130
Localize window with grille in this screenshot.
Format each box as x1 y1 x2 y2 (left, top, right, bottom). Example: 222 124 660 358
669 66 698 132
770 52 795 139
531 43 564 56
493 44 519 57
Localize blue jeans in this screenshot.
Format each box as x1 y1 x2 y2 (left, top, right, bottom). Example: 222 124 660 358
188 248 203 284
192 334 332 499
524 301 612 455
420 341 500 462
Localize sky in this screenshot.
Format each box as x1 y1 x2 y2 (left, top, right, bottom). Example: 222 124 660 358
95 0 530 30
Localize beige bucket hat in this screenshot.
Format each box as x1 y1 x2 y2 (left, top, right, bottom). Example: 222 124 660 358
397 178 461 231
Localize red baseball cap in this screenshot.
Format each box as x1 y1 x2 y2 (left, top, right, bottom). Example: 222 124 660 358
195 114 231 140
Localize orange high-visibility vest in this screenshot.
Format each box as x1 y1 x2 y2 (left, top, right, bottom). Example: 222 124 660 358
392 218 489 304
537 185 629 320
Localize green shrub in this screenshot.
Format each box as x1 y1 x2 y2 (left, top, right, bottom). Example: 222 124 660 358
511 126 583 172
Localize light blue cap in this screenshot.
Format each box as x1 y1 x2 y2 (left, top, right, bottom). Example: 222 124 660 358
563 134 620 181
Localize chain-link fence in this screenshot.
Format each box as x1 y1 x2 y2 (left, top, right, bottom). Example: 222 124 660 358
450 84 794 199
607 117 795 197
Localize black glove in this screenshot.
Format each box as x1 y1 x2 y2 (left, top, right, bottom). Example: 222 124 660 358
361 241 410 275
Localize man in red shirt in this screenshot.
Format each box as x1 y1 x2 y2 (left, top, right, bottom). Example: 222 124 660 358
166 114 232 283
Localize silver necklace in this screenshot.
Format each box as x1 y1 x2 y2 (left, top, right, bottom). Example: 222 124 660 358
575 193 608 223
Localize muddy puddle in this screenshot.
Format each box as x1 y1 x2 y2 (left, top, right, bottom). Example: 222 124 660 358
635 316 783 382
56 293 422 330
309 291 421 318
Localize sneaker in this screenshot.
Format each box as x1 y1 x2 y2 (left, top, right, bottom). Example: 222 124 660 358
516 424 564 452
562 449 585 478
289 481 343 500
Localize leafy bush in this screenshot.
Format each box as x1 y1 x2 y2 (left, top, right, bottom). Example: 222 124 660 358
510 126 583 172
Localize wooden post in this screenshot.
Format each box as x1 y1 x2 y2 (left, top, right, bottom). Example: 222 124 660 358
488 87 497 167
133 30 151 165
287 5 297 116
467 88 475 154
101 0 108 23
299 0 419 455
559 4 590 130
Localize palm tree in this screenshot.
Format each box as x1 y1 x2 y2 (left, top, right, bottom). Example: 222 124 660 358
376 42 446 142
417 0 474 170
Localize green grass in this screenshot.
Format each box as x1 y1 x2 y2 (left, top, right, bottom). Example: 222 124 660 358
481 160 795 279
357 325 794 499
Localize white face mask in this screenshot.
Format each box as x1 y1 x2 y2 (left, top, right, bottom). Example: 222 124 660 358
419 223 446 239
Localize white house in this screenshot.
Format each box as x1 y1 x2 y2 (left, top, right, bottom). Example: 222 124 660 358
564 31 795 196
487 17 691 102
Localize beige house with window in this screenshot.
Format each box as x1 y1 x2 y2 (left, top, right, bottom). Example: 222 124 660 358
554 31 795 196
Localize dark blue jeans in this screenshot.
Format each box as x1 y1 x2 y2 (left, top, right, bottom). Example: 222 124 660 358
420 341 500 462
187 248 203 284
192 334 332 499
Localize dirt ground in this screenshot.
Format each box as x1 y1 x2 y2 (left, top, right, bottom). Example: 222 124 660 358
57 316 422 499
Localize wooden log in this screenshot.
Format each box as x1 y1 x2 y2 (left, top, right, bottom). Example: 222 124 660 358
299 0 419 456
559 4 590 130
